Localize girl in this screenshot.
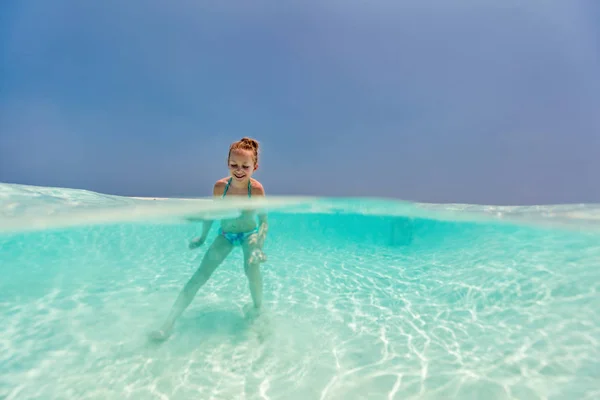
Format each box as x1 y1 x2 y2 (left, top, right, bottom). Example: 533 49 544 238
150 137 268 341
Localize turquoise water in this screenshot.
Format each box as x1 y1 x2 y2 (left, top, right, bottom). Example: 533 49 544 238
1 183 599 399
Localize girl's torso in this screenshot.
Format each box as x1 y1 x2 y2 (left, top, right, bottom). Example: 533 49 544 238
219 177 258 233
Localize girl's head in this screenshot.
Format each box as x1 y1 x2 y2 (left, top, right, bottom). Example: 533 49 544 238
227 137 260 182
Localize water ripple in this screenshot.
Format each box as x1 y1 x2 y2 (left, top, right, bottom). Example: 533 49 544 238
1 209 599 399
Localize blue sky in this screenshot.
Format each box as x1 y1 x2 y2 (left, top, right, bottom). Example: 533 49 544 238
1 0 599 204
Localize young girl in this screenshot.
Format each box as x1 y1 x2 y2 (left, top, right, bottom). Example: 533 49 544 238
150 137 268 341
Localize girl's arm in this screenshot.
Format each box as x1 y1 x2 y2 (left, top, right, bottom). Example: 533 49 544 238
200 219 214 240
253 182 268 247
189 181 225 248
199 181 226 239
257 213 268 247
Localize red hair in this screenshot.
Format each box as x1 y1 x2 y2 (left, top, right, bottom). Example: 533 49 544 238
228 137 260 165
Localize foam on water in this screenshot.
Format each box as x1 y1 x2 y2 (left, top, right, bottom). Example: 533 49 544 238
1 183 599 400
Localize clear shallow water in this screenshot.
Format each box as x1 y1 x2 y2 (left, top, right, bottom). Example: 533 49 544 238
1 183 599 399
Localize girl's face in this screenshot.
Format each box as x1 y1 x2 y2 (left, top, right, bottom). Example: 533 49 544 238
228 149 257 182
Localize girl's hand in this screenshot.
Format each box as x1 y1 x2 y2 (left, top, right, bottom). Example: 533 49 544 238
247 234 259 246
247 234 267 263
248 234 266 250
250 231 266 248
249 248 267 264
189 236 206 249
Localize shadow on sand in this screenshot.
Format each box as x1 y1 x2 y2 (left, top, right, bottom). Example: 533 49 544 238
147 305 270 347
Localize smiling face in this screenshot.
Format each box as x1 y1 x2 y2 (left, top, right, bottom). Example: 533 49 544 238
228 149 257 182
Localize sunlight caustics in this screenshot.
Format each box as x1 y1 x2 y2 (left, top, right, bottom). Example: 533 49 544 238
1 183 599 399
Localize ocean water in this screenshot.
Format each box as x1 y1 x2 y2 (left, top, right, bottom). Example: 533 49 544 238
1 183 599 400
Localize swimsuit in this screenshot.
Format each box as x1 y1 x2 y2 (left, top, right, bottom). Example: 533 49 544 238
219 178 258 246
222 177 252 199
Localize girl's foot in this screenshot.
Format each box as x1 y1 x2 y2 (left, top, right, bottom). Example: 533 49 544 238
243 303 261 320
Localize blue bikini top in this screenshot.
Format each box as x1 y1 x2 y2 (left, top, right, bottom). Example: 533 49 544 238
222 177 252 198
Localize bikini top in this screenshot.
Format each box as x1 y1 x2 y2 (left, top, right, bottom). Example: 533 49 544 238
222 177 252 198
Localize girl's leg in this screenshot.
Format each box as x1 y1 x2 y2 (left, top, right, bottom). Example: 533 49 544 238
242 236 264 311
151 236 233 340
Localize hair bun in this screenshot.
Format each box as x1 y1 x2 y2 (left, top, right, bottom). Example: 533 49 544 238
240 137 259 150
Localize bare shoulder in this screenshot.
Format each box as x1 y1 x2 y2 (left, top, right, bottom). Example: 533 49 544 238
213 177 229 196
250 179 266 196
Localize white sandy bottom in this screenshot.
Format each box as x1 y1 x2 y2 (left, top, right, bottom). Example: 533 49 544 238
1 219 600 400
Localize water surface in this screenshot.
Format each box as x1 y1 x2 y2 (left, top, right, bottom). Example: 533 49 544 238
1 183 599 399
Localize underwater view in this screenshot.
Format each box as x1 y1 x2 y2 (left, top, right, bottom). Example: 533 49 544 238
1 182 599 399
